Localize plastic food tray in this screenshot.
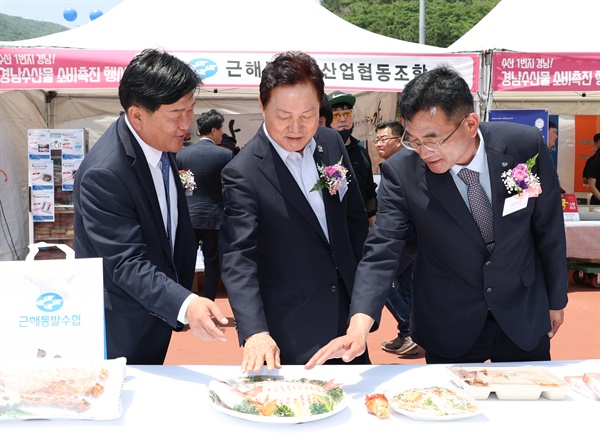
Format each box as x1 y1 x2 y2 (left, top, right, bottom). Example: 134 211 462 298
448 366 569 400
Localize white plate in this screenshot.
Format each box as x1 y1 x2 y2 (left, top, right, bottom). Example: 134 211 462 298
0 357 126 421
386 386 482 421
209 396 348 424
208 376 348 424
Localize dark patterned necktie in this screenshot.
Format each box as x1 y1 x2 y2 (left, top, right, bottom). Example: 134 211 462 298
159 152 172 252
458 168 495 252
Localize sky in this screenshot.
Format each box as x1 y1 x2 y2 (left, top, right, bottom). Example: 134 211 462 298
1 1 126 28
1 0 322 28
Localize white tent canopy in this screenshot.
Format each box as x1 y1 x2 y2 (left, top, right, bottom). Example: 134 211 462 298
448 0 600 53
5 0 445 53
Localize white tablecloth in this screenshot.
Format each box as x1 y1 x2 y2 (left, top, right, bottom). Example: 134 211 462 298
565 221 600 261
2 360 599 443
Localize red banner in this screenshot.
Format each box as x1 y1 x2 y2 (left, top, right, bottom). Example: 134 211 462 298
492 52 600 92
0 47 479 92
0 48 136 90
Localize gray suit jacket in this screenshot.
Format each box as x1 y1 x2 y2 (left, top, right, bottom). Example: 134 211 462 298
351 121 568 359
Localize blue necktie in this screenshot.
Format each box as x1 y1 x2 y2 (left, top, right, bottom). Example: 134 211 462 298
159 152 172 251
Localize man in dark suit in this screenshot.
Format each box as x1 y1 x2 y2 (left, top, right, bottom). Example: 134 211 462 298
307 66 568 368
73 49 228 365
176 109 233 301
219 51 369 372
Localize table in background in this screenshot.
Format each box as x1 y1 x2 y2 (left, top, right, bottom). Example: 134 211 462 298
2 360 599 443
565 220 600 261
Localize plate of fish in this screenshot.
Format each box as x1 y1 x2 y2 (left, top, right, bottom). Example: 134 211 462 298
386 386 482 421
208 375 347 423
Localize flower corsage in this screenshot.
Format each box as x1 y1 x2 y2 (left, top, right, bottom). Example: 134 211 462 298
310 156 350 196
178 169 196 193
501 154 542 198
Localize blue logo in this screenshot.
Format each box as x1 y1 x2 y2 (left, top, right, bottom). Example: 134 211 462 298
36 293 64 312
189 58 218 79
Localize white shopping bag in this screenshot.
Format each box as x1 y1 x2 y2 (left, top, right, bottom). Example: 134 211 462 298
0 242 105 362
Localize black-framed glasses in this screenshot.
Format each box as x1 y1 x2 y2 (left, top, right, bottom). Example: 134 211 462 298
372 137 399 145
332 110 353 121
401 115 468 153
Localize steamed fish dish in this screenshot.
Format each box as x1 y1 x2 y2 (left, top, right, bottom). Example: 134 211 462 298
209 376 345 417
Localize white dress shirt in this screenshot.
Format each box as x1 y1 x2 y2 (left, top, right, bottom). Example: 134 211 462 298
450 129 493 209
266 125 330 242
125 117 193 325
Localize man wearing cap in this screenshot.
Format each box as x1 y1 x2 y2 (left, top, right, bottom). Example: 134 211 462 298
327 91 378 224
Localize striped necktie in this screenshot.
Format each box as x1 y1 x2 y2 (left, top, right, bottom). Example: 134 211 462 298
458 168 495 252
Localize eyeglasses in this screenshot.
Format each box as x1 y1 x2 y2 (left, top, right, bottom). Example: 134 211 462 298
401 115 468 153
332 110 353 121
372 136 399 145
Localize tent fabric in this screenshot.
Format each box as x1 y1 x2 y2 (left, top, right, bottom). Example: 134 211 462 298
2 0 445 54
448 0 600 52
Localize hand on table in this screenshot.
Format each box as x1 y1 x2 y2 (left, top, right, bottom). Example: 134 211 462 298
241 332 281 373
305 313 373 369
186 296 228 342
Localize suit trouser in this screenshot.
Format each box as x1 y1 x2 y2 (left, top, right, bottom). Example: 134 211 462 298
194 228 220 301
384 260 414 338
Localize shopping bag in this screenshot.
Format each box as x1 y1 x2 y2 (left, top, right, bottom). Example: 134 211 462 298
0 242 105 362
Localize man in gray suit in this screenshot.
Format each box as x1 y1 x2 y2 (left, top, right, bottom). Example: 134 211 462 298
177 109 233 300
307 66 567 368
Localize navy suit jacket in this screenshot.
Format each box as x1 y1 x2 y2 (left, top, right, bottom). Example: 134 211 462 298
73 116 197 351
219 125 369 364
351 122 568 359
176 138 233 230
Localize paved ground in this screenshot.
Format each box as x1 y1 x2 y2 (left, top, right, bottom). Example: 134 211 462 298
164 279 600 366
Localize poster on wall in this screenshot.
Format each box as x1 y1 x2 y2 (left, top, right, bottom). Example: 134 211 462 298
574 115 600 193
489 109 552 161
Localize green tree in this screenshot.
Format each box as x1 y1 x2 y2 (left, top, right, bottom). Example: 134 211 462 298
0 14 68 41
320 0 500 48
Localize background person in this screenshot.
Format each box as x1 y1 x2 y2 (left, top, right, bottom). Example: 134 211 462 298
547 121 565 193
176 109 234 301
373 121 417 357
583 133 600 204
219 51 369 372
73 49 228 365
327 90 378 225
319 94 333 128
307 65 567 368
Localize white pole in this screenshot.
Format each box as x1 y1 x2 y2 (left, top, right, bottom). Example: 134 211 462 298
419 0 426 44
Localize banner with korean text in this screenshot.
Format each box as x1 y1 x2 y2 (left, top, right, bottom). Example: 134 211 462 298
492 52 600 92
0 48 480 93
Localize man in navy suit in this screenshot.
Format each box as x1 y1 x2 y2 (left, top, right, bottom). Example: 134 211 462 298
73 49 228 365
307 66 568 368
176 109 233 301
219 51 369 371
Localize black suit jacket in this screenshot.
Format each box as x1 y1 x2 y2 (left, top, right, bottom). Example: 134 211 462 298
219 125 369 364
351 122 568 359
73 116 197 361
176 139 233 230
